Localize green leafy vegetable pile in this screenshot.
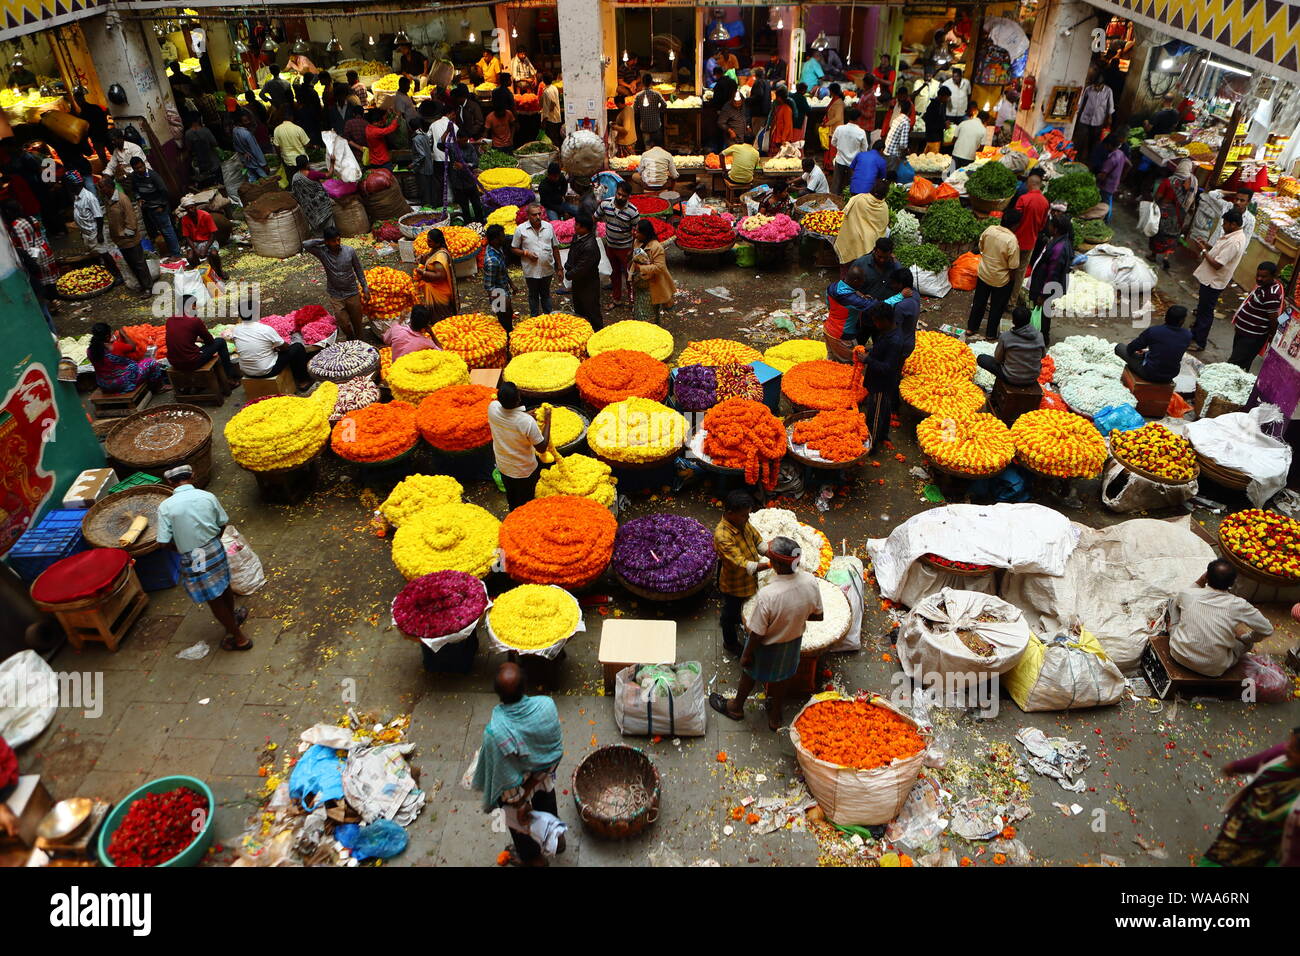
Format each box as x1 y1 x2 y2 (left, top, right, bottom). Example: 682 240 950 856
1044 170 1102 215
886 183 910 212
963 161 1017 200
1072 217 1114 245
920 199 984 244
477 148 519 170
517 141 555 155
897 243 952 272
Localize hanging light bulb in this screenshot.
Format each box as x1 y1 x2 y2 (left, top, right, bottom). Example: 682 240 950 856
326 35 343 54
512 26 518 39
9 51 26 70
366 34 377 47
292 38 310 55
1159 56 1175 70
776 17 784 30
622 49 629 63
262 35 279 54
153 23 166 38
234 39 249 56
468 31 476 43
708 14 731 44
394 29 411 46
669 49 676 62
810 32 831 52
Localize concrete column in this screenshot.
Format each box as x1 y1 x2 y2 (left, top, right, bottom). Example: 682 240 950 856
1019 0 1101 138
82 13 177 146
558 0 607 135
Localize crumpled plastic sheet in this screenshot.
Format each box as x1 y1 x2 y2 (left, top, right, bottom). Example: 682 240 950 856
1015 727 1089 792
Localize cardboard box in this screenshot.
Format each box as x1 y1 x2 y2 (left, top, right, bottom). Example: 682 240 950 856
469 368 503 389
61 468 119 510
598 618 677 695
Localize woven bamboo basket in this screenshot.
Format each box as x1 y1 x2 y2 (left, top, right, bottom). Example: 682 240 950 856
1195 453 1251 491
105 404 214 487
572 746 660 840
1217 530 1300 588
82 486 174 556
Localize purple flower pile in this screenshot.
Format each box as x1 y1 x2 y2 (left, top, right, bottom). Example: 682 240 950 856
482 187 537 214
673 364 717 412
393 570 488 639
613 514 716 594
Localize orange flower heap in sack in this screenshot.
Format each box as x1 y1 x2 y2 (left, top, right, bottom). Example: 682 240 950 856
499 495 617 588
575 349 669 410
1010 409 1107 479
362 267 415 320
433 313 508 368
510 312 593 357
917 412 1014 477
791 409 870 463
702 398 788 489
417 385 495 451
782 360 868 410
794 698 926 770
899 374 986 416
387 349 470 404
677 338 762 367
330 400 419 463
903 330 977 379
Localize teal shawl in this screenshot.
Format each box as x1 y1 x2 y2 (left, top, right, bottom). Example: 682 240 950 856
472 695 564 812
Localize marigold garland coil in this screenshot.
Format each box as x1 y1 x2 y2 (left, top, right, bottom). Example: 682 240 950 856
903 330 977 379
587 397 687 463
417 225 483 260
379 474 464 526
499 495 617 587
917 412 1014 476
701 398 788 489
433 312 508 368
225 382 337 471
510 312 594 357
782 360 869 410
503 351 581 392
1109 422 1196 483
391 502 501 579
791 409 870 462
763 338 827 373
1219 509 1300 580
330 400 419 462
363 267 415 320
489 584 582 651
576 349 670 409
899 374 987 416
677 338 762 367
585 320 675 361
417 385 495 451
538 404 584 447
536 454 617 507
387 349 470 404
794 698 926 770
1010 408 1108 479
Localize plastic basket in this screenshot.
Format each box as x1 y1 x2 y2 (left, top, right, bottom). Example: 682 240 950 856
96 775 215 867
7 508 88 581
106 471 163 495
135 549 182 591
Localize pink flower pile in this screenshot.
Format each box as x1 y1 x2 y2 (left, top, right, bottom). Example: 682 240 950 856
738 213 800 242
260 305 338 345
550 219 608 245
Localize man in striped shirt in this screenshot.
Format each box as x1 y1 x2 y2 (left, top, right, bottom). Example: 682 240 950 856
598 179 640 305
1228 262 1284 370
882 95 912 178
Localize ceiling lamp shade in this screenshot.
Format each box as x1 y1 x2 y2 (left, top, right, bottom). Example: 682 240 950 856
292 38 310 54
394 29 411 46
810 31 831 52
262 36 279 54
234 39 249 56
326 35 343 53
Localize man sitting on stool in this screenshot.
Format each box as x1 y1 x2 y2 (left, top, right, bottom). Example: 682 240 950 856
1168 559 1273 677
976 306 1044 385
1115 305 1192 384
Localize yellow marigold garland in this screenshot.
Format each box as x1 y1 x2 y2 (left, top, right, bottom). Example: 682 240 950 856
763 338 827 373
391 502 501 580
587 397 687 463
1011 408 1108 479
535 454 617 507
503 351 580 392
917 412 1015 477
379 474 464 526
489 584 581 651
510 312 593 357
677 338 762 367
586 320 675 361
225 382 337 471
388 349 470 404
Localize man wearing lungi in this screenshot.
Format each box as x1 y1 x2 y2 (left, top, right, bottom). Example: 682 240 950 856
156 465 253 651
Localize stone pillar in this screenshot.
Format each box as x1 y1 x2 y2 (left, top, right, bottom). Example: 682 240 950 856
558 0 607 135
81 12 177 146
1019 0 1101 139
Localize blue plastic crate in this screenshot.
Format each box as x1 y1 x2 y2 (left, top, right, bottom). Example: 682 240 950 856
135 549 182 591
750 360 783 416
6 508 88 582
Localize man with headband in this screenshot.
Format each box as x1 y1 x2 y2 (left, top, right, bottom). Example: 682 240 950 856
710 536 823 731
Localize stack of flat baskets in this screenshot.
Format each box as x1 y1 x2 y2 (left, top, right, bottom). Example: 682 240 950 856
105 404 215 488
82 486 173 556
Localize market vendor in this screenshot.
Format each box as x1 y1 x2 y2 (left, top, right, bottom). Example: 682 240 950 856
1201 728 1300 867
1167 560 1272 678
88 322 169 394
851 235 901 300
232 310 311 390
487 382 552 511
848 139 888 196
67 171 124 287
289 154 336 237
978 306 1045 386
1191 209 1249 352
509 47 538 90
1228 262 1285 371
712 490 769 656
7 63 35 90
855 302 904 444
157 465 253 652
710 535 823 731
759 180 795 217
396 42 430 82
475 49 502 86
166 294 239 383
382 304 437 360
717 91 748 149
1115 305 1191 384
632 144 678 194
967 207 1022 339
180 199 228 283
303 227 369 340
1205 186 1256 247
825 264 879 361
835 178 890 269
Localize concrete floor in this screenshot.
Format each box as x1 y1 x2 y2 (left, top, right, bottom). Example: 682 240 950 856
25 196 1299 867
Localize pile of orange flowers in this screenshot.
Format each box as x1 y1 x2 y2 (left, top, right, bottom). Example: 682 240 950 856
330 401 419 462
917 412 1014 476
791 409 870 462
677 339 762 367
499 494 618 588
510 312 594 357
899 374 986 416
363 267 415 319
121 324 168 359
903 330 976 379
417 384 495 451
782 360 868 410
702 398 787 489
794 698 926 770
1010 408 1108 479
575 349 670 410
433 313 508 369
416 225 483 259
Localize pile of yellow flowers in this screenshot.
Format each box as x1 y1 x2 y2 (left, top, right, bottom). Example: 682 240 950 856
387 350 470 404
904 330 977 379
917 412 1015 477
1011 409 1108 479
391 502 500 580
1109 422 1197 483
763 339 828 373
433 312 508 368
511 312 593 357
489 584 581 652
478 168 532 191
677 339 762 367
225 382 337 471
371 73 403 92
486 205 521 235
379 474 464 526
899 375 987 416
535 404 584 447
802 209 845 237
536 454 617 507
504 351 580 392
588 397 687 463
586 320 675 361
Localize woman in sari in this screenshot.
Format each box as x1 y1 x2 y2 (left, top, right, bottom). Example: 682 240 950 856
1202 728 1300 867
290 155 337 236
1149 158 1197 271
413 228 458 320
629 219 675 323
87 322 169 394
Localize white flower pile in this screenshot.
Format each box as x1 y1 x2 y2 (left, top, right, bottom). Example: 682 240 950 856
970 340 997 390
674 155 707 169
667 96 702 109
891 210 921 247
59 334 92 367
747 507 827 576
1048 334 1125 387
1048 272 1116 318
1198 362 1255 405
331 376 380 421
1059 368 1136 416
762 156 802 172
745 576 850 653
907 152 952 174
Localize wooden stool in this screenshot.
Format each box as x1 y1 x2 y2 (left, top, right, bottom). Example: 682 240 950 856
90 382 149 419
991 379 1043 426
241 368 296 401
722 178 747 203
1121 367 1174 417
1140 634 1249 700
167 357 227 405
33 563 148 652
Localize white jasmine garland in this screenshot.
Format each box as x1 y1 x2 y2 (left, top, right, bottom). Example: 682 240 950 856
970 340 997 389
748 507 827 576
1198 362 1255 404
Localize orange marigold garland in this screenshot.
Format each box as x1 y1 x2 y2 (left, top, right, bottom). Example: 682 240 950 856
903 330 976 379
917 412 1014 476
363 267 415 320
509 312 594 357
782 360 869 410
417 385 495 451
1011 408 1107 479
701 398 787 489
794 698 926 770
899 374 986 416
499 494 618 588
677 338 762 367
330 401 419 462
791 409 870 462
433 313 509 369
575 349 670 409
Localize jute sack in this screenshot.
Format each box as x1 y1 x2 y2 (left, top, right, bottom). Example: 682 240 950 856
247 207 306 259
361 182 412 221
790 694 929 826
332 195 371 237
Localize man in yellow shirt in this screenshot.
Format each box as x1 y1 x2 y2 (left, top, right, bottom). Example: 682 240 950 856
721 138 760 185
967 207 1023 339
713 490 769 655
271 117 310 181
477 51 501 85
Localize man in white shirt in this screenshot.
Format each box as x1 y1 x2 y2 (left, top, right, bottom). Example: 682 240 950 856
511 203 564 316
488 382 551 510
800 156 829 195
942 67 971 121
1190 209 1250 351
996 90 1018 141
951 107 988 165
633 144 678 192
830 106 869 195
1206 186 1257 246
1168 560 1273 677
231 313 311 388
103 130 149 179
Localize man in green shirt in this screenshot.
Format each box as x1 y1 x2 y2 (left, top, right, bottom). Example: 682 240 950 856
721 138 760 185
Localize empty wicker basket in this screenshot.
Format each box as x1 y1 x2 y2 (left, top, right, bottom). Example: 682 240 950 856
104 403 214 487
